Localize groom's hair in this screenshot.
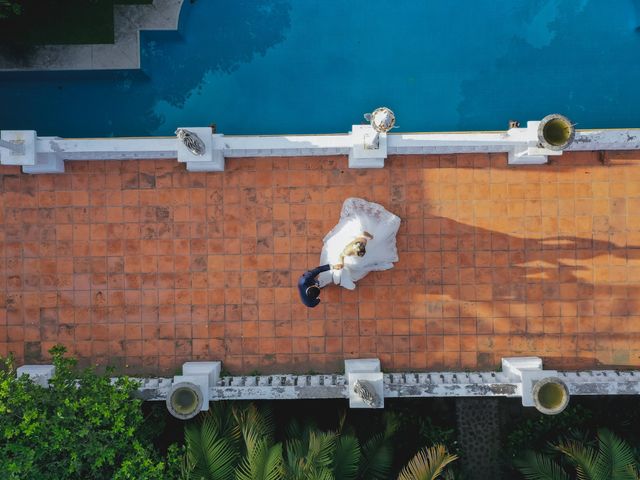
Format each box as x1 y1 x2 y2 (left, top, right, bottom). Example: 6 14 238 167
306 285 320 299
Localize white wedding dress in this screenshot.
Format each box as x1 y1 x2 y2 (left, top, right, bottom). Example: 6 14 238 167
318 198 401 290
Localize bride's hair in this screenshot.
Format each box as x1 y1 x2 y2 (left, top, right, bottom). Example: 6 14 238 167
306 285 320 299
354 242 366 257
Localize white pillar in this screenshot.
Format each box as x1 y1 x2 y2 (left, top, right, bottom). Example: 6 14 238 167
0 130 36 166
349 125 387 168
345 358 384 408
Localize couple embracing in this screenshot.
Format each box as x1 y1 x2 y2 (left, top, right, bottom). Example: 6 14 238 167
298 198 401 308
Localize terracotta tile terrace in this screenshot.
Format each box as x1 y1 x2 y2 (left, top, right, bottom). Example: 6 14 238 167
2 151 640 375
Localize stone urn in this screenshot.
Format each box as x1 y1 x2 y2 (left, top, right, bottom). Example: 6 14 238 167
166 381 203 420
532 377 570 415
537 114 575 151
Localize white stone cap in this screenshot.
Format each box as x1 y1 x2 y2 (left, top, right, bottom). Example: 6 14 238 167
348 372 384 408
344 358 381 374
1 130 37 166
182 361 221 386
349 125 387 169
501 357 564 407
350 125 387 155
176 128 225 171
176 127 212 162
16 365 56 387
501 356 543 379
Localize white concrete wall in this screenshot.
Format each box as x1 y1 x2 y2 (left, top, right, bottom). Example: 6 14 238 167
3 126 640 173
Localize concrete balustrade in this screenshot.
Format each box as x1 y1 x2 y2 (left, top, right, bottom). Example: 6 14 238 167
17 358 640 417
3 122 640 174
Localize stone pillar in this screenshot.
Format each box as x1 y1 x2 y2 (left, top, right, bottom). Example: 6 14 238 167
176 127 225 171
344 358 384 408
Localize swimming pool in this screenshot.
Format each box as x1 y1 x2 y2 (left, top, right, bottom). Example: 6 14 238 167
1 0 639 137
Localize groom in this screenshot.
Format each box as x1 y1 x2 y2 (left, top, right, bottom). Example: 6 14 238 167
298 264 341 308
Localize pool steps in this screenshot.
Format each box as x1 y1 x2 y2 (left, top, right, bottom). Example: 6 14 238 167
0 0 184 72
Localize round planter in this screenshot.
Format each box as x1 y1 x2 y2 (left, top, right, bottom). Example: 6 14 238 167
537 114 575 151
532 377 570 415
166 381 203 420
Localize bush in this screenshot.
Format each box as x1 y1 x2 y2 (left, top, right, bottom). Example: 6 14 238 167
505 404 593 460
0 345 177 480
0 1 21 19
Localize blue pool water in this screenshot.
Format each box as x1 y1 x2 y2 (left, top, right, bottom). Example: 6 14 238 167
1 0 640 137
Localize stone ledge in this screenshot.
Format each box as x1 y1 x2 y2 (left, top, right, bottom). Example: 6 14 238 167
129 370 640 402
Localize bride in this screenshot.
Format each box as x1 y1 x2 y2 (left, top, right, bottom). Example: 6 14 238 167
318 198 401 290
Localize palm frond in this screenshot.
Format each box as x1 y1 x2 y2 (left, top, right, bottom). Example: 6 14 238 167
556 440 599 480
513 450 571 480
285 438 305 476
210 402 242 446
309 467 335 480
235 429 284 480
384 412 400 439
180 449 196 480
397 444 457 480
337 410 347 433
286 418 305 444
262 443 286 480
285 430 337 479
234 403 275 442
184 411 238 480
359 432 394 480
624 464 640 480
357 412 398 480
307 431 336 469
596 429 638 480
332 435 360 480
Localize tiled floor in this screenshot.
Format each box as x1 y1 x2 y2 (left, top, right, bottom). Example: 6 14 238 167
2 151 640 374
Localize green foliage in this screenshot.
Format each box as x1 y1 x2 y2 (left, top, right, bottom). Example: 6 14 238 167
181 403 404 480
184 410 239 480
331 435 361 480
391 400 458 460
358 413 398 480
514 428 640 480
416 417 457 453
112 441 167 480
397 444 457 480
513 451 571 480
285 429 336 479
0 346 176 480
180 403 284 480
0 0 21 19
506 405 593 459
234 403 284 480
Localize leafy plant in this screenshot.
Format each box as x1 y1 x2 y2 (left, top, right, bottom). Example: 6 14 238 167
234 403 285 480
180 403 402 480
514 428 640 480
184 405 240 480
358 413 398 480
285 429 336 479
0 346 176 480
0 0 21 19
397 444 457 480
180 403 284 480
506 405 593 459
